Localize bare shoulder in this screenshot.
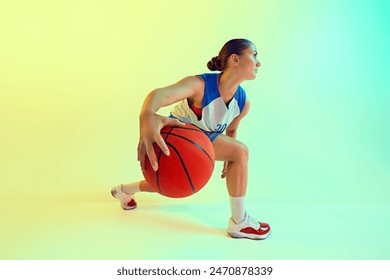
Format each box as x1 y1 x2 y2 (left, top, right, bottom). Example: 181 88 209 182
158 75 204 100
175 75 205 101
176 75 204 91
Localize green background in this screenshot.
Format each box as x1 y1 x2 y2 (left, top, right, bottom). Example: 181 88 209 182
1 0 389 259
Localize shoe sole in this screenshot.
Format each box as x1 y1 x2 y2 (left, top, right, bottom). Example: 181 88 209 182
228 230 271 240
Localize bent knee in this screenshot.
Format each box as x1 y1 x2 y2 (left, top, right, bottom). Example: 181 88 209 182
212 135 249 162
231 141 249 162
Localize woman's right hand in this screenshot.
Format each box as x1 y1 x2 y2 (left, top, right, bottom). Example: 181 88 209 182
138 113 184 172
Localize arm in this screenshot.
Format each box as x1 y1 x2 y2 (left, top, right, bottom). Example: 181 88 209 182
138 76 203 171
221 99 250 178
140 76 203 115
225 99 250 139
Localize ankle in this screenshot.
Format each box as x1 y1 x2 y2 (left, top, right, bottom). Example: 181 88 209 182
122 182 140 194
229 196 246 223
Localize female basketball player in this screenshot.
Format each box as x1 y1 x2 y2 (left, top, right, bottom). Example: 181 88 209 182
111 39 271 240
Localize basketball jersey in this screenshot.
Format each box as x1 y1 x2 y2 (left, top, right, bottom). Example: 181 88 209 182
170 73 247 133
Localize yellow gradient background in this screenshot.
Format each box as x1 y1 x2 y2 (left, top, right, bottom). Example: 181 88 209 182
1 0 389 259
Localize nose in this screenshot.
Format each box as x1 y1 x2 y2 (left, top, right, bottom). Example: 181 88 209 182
256 60 261 67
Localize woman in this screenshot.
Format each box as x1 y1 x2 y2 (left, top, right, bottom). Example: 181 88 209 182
111 39 271 240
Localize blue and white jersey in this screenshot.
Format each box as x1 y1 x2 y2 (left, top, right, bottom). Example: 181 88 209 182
170 73 247 133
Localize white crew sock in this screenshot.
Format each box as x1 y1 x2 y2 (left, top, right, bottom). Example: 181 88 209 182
229 196 246 223
122 181 141 194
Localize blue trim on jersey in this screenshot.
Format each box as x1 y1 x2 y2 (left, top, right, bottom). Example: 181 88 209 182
197 73 246 113
196 74 220 109
236 86 246 113
203 131 221 142
170 73 247 134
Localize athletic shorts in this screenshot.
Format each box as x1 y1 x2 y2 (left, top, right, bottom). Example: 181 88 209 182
169 114 221 142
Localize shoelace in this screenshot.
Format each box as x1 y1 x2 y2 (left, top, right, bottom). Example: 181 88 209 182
120 185 135 202
244 213 260 229
121 184 133 196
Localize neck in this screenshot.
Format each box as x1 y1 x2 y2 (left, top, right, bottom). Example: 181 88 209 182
218 70 243 99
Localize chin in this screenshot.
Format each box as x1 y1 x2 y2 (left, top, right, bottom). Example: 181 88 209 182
243 73 257 81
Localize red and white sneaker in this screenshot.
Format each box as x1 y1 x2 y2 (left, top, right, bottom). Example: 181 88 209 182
227 213 271 240
111 184 137 210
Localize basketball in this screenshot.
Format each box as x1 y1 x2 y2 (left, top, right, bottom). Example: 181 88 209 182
142 123 215 198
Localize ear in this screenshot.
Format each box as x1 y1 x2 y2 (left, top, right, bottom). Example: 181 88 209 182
230 54 239 65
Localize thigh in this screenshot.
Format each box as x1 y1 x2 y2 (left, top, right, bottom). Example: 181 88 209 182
212 134 248 162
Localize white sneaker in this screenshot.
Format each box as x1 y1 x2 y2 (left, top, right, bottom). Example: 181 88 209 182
111 184 137 210
227 213 271 240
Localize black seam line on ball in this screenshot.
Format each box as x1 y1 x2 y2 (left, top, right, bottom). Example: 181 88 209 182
161 132 214 165
166 142 195 194
156 126 175 195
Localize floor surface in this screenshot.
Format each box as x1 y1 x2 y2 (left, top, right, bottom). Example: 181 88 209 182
2 188 389 260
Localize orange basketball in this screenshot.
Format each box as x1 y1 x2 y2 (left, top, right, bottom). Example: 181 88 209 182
142 123 215 198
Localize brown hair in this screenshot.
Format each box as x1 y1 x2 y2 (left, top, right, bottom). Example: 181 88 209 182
207 39 253 71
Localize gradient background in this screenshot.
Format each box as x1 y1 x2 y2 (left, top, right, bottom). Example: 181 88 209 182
1 0 389 259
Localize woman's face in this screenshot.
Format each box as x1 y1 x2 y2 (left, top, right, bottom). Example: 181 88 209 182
237 45 261 80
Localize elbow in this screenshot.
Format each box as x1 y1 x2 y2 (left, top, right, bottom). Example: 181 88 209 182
139 88 163 117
